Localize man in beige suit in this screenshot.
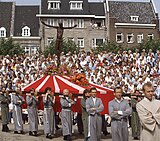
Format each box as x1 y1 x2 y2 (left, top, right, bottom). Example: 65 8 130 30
136 82 160 141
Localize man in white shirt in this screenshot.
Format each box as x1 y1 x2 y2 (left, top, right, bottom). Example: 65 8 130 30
108 86 132 141
86 87 104 141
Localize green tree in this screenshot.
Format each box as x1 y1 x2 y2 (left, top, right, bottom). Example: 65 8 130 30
43 39 80 57
0 38 24 56
136 39 160 53
92 41 121 54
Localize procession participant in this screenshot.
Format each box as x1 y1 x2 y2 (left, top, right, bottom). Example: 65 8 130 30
12 87 25 134
81 89 90 141
130 90 141 140
26 88 39 136
86 87 104 141
43 87 55 139
60 89 76 141
136 82 160 141
108 86 132 141
0 86 11 132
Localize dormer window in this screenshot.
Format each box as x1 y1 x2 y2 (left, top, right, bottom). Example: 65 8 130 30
130 16 139 22
48 0 61 10
70 1 83 10
0 27 6 37
22 26 31 37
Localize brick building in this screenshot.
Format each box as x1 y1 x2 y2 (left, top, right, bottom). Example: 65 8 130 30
0 0 160 53
0 2 40 55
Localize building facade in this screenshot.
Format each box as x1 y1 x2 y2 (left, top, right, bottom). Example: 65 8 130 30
37 0 107 51
107 0 160 48
0 0 160 53
0 2 40 55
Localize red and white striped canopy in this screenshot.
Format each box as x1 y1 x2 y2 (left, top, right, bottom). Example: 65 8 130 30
22 75 113 95
22 75 114 114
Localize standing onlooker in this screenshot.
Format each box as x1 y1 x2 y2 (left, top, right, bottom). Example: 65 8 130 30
136 82 160 141
108 86 132 141
60 89 75 141
130 90 141 140
43 87 55 139
12 87 25 134
86 87 104 141
0 86 10 132
26 88 39 136
81 89 90 141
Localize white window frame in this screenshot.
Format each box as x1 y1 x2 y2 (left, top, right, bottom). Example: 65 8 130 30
67 19 75 27
22 26 31 37
127 33 134 43
0 27 6 37
47 37 54 46
77 38 84 48
68 37 74 42
137 34 143 43
130 16 139 22
48 0 61 10
70 1 83 10
77 19 84 28
148 34 154 40
116 33 124 43
47 19 54 26
92 38 105 47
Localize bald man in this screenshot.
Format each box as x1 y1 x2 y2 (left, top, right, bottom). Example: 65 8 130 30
60 89 75 141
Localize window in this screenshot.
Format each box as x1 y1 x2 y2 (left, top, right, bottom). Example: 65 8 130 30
77 19 84 28
68 37 74 42
0 27 6 37
116 33 124 43
148 34 154 40
48 0 61 10
130 16 139 22
91 19 105 29
31 47 39 55
77 38 84 48
127 33 134 43
47 19 63 26
137 34 143 43
22 26 31 37
70 1 83 10
47 19 54 26
24 47 30 54
67 19 75 27
24 46 39 55
47 37 54 45
92 38 105 47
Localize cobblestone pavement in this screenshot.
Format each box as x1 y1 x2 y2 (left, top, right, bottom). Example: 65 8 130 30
0 123 137 141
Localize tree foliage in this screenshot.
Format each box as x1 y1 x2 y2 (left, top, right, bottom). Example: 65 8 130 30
91 41 121 54
43 39 80 57
92 39 160 54
0 38 24 56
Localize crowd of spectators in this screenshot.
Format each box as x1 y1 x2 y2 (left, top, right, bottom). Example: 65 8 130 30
0 49 159 98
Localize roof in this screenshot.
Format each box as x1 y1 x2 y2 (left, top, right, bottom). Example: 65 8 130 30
108 1 157 24
89 3 105 16
0 2 13 37
14 6 40 36
41 0 105 17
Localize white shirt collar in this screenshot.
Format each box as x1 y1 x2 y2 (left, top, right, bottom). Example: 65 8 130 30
92 97 96 104
115 97 123 103
144 97 154 102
